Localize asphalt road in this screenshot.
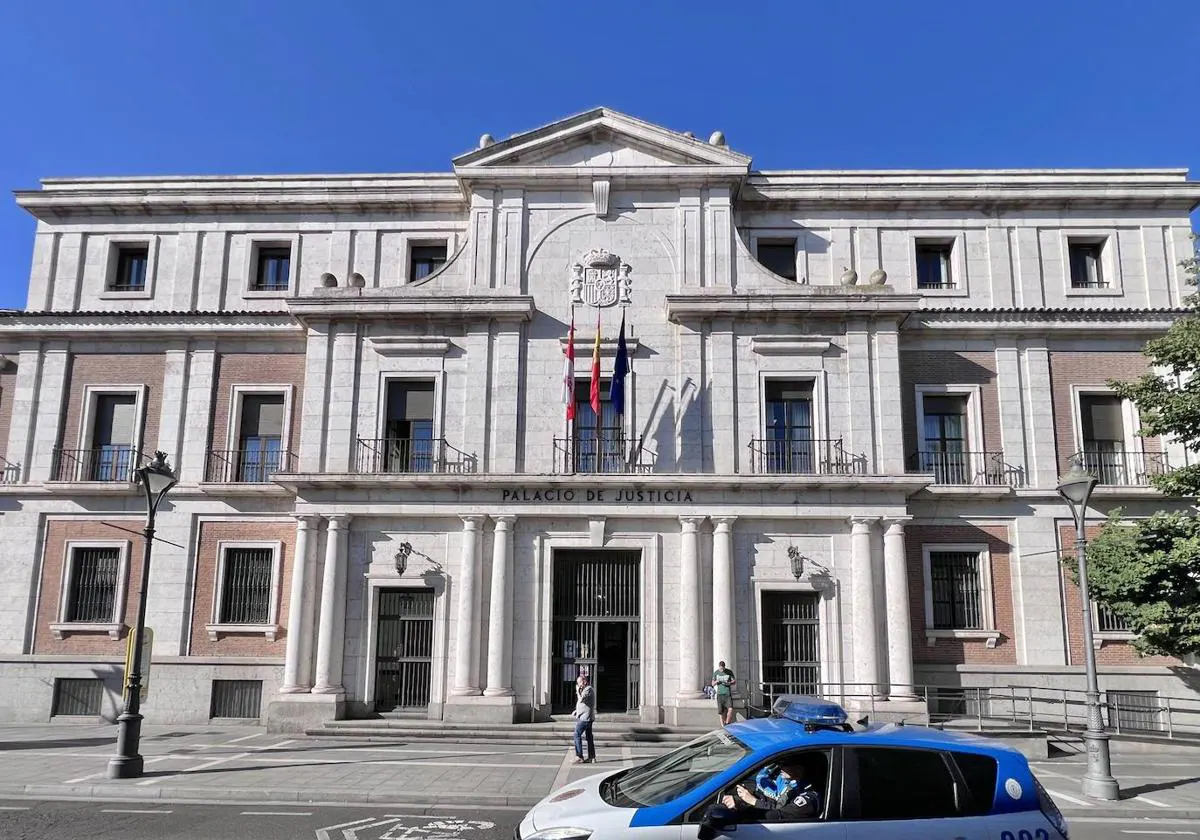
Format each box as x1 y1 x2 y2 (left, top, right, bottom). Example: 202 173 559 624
0 799 1193 839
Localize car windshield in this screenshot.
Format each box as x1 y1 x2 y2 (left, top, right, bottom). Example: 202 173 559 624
608 729 749 807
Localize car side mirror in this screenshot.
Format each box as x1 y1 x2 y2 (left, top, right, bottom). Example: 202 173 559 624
698 803 738 839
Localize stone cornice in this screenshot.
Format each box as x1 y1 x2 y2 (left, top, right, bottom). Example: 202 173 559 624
908 307 1188 334
666 288 921 322
287 291 536 324
0 310 303 338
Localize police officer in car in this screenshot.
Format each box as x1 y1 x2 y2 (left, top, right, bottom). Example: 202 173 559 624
720 762 821 822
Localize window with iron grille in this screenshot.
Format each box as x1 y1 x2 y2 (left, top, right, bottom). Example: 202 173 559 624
51 678 104 716
65 547 121 623
915 240 954 289
1068 239 1107 288
218 547 274 625
252 246 291 291
929 551 984 630
409 244 447 281
210 679 263 719
109 246 148 291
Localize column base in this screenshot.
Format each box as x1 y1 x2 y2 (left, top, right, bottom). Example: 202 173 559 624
311 684 345 695
443 694 518 724
278 684 312 695
266 692 344 733
667 698 721 727
448 687 482 698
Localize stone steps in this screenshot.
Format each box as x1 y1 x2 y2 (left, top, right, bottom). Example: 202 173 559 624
306 718 710 746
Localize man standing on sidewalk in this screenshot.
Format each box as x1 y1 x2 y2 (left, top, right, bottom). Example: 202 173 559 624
573 673 596 764
712 661 737 726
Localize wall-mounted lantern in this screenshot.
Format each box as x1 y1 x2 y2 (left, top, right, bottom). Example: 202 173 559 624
394 542 413 576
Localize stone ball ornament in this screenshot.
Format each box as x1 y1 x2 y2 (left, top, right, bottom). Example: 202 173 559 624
708 130 727 146
320 272 338 288
840 267 858 286
479 133 495 148
868 269 888 285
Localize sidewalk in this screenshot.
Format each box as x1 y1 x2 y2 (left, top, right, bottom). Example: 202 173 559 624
0 722 1198 820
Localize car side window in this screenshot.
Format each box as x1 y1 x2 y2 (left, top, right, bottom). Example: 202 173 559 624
685 748 833 824
849 747 959 821
950 750 999 815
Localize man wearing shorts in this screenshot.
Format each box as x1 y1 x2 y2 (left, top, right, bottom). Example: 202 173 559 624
711 661 736 725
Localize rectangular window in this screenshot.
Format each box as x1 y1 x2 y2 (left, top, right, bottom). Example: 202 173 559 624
384 380 436 472
218 547 274 625
763 380 814 472
950 751 999 815
918 394 970 482
65 546 121 623
573 379 624 472
110 247 148 292
851 747 960 820
210 679 263 719
916 241 954 289
90 393 138 482
756 239 798 280
1069 239 1106 289
253 247 291 292
51 678 104 717
928 551 983 630
410 244 447 281
1079 393 1127 483
1095 602 1131 633
236 394 285 481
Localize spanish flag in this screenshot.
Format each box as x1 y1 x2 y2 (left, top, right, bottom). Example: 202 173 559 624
589 308 602 417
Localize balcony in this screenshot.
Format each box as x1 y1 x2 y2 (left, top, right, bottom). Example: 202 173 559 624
908 450 1025 488
355 437 477 475
205 447 295 483
51 447 145 483
747 438 867 475
1074 449 1169 486
553 436 656 475
0 458 20 484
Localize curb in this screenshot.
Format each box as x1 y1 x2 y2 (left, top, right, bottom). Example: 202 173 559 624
0 783 543 809
1061 808 1200 820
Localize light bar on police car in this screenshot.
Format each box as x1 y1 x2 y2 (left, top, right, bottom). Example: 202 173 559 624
770 695 848 726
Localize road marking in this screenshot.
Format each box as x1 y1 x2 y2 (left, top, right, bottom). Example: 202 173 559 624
62 755 169 784
1136 795 1173 808
101 808 174 814
1045 788 1094 807
0 806 30 811
240 810 312 816
622 745 633 764
253 738 296 751
1120 831 1196 836
135 751 249 785
224 733 263 744
551 746 575 791
315 817 376 840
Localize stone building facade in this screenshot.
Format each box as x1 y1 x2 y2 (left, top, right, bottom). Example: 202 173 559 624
0 108 1197 729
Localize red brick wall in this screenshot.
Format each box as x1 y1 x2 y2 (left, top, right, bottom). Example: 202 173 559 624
207 354 305 465
1047 351 1160 472
1058 523 1177 667
60 354 166 454
899 351 1001 457
33 519 146 655
908 524 1016 665
188 520 295 658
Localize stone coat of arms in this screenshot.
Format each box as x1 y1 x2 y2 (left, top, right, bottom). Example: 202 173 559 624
570 248 632 307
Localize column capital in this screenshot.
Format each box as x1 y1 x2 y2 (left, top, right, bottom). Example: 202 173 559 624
881 516 912 533
849 516 878 533
461 515 486 529
679 515 706 530
294 514 321 530
711 516 737 530
492 515 517 528
326 514 352 529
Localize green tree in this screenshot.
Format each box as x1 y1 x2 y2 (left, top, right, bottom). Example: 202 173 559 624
1062 234 1200 659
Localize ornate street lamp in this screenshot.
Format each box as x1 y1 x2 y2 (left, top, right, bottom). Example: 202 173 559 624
394 542 413 576
1057 457 1119 800
108 451 177 780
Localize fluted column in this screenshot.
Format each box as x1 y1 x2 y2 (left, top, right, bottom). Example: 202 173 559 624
711 517 737 681
883 518 917 699
450 515 484 696
484 515 516 697
677 516 706 700
312 515 352 694
850 517 883 698
281 515 319 693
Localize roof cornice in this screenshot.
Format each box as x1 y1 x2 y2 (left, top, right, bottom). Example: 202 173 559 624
666 288 921 322
908 307 1189 334
0 310 303 338
287 290 536 324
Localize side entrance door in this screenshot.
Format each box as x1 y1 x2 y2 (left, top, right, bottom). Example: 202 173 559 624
374 588 434 712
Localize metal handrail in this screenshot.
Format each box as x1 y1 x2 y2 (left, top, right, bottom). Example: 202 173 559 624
552 436 655 474
354 437 477 474
0 457 20 484
908 450 1025 487
50 447 145 483
747 438 867 475
1071 449 1170 486
205 447 295 483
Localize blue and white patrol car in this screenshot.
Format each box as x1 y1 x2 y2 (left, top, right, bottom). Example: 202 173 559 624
517 695 1069 840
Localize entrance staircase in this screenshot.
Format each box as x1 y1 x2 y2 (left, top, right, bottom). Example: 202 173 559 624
305 716 712 749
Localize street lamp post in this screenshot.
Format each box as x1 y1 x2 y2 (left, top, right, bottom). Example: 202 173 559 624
107 451 177 780
1057 458 1120 801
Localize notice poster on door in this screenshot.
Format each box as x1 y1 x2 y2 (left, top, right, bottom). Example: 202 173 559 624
563 640 577 682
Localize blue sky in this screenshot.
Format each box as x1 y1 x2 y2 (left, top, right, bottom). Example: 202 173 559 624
1 0 1197 309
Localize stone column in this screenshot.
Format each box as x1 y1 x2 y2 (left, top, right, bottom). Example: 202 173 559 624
711 517 737 678
850 517 883 698
450 515 484 696
312 515 351 694
677 516 706 700
882 518 917 699
484 515 516 696
281 515 319 693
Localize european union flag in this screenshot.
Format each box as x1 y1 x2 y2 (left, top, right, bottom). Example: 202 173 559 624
610 312 629 415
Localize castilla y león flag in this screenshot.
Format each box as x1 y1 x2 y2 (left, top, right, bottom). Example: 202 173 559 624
562 312 576 421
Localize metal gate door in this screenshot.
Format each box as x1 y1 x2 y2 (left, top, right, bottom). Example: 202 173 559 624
761 591 820 708
375 589 434 711
551 551 640 713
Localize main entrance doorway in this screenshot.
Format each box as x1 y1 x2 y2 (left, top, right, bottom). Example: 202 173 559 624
551 550 640 714
761 591 821 708
374 588 434 712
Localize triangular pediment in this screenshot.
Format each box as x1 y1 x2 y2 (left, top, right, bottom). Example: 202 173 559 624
452 108 751 170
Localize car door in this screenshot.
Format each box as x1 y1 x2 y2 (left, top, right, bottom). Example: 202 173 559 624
680 747 846 840
840 746 986 840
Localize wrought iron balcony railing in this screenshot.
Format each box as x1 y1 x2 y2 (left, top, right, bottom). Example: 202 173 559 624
553 436 655 474
1073 449 1169 486
355 437 477 475
0 457 20 484
747 438 867 475
205 446 295 483
908 450 1026 487
51 447 145 483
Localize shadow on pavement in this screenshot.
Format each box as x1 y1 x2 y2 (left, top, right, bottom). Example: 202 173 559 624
0 737 117 751
1120 775 1200 798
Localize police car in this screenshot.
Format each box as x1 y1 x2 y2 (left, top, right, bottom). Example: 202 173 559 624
516 695 1069 840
